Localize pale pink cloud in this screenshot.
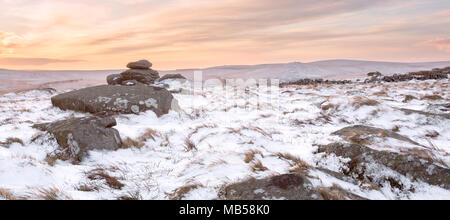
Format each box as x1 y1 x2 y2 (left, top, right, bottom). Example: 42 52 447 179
423 38 450 52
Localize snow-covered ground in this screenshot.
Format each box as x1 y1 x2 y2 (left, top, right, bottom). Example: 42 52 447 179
0 77 448 200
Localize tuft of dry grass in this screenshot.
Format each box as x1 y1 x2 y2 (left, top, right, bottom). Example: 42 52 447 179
86 168 124 190
317 185 349 200
250 160 268 172
0 188 18 200
44 155 58 166
118 191 143 200
276 153 311 174
0 137 24 147
244 150 263 164
372 89 388 97
316 184 367 200
121 137 145 149
391 125 400 133
421 95 443 100
425 130 440 138
321 103 340 111
29 187 72 200
139 129 159 142
352 96 380 109
184 138 197 152
121 128 161 149
169 184 203 200
76 183 101 192
403 95 416 103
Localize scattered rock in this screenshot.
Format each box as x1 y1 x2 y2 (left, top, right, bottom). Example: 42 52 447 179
224 174 323 200
106 74 123 85
32 116 122 161
127 60 152 69
51 84 174 116
317 143 450 189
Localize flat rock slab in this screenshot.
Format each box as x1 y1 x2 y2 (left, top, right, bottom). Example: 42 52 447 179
127 60 152 69
120 69 160 85
33 116 122 161
158 73 187 82
51 84 174 116
224 174 323 200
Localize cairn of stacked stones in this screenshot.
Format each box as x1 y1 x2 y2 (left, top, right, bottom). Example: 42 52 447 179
107 59 160 86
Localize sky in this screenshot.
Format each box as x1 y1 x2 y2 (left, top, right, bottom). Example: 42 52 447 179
0 0 450 70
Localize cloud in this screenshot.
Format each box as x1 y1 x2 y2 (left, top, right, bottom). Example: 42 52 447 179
423 38 450 52
0 32 23 54
0 57 84 66
79 0 396 54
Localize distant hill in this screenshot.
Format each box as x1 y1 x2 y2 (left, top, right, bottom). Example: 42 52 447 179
160 60 450 81
1 59 450 94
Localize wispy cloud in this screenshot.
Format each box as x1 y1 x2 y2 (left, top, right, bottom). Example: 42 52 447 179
0 0 449 69
423 37 450 52
0 57 84 66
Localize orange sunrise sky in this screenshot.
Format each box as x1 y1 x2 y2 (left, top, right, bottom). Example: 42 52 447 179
1 0 450 70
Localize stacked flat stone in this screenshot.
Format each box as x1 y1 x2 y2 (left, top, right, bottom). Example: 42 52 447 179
107 59 160 86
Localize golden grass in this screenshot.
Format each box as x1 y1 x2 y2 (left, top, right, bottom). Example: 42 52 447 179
250 160 268 172
184 138 197 152
0 137 24 147
29 187 72 200
86 168 125 190
275 153 311 174
169 184 203 200
352 96 380 109
244 150 263 164
421 95 443 100
0 188 18 200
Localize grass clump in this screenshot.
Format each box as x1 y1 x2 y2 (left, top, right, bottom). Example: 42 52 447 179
0 137 24 147
169 184 203 200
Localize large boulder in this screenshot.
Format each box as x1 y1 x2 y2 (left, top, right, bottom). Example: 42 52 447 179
224 174 323 200
32 116 122 161
51 84 175 116
120 69 160 85
317 143 450 189
127 60 152 69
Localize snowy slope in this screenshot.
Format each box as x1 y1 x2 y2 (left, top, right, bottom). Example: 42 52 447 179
0 78 449 200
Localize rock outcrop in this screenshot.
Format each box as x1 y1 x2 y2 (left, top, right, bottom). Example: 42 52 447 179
33 116 122 161
317 143 450 190
224 174 323 200
51 83 174 116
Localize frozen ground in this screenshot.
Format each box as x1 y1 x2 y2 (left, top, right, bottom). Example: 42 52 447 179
0 78 449 200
